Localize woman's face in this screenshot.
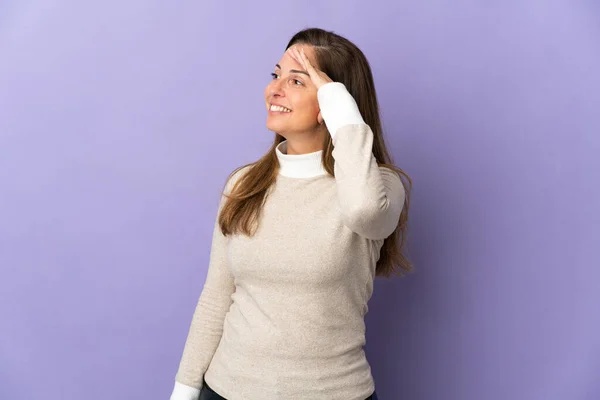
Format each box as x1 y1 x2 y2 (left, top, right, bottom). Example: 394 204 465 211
264 45 322 137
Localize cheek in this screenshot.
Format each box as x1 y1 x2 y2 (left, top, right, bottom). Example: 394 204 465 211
293 95 320 118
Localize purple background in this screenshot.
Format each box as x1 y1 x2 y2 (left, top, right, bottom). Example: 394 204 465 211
1 1 598 399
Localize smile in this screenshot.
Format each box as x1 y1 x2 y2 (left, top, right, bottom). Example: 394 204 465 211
270 104 292 113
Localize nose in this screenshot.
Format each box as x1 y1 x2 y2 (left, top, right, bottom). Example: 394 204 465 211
269 78 285 97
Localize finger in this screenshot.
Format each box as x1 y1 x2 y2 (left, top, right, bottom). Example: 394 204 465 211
300 48 316 74
295 48 317 84
298 48 309 70
295 46 308 71
287 46 300 65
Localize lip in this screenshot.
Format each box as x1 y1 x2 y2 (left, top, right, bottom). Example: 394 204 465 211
269 102 292 113
268 108 292 115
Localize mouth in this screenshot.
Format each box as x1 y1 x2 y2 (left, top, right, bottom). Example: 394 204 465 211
269 103 292 113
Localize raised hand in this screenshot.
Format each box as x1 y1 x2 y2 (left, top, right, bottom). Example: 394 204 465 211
287 45 333 90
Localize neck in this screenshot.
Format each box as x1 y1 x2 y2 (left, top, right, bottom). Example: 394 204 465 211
275 140 328 178
285 140 323 155
277 128 327 155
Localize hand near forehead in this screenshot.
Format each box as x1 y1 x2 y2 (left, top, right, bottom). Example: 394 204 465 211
287 45 333 90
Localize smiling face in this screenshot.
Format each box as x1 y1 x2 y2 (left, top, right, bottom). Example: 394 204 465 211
264 45 322 139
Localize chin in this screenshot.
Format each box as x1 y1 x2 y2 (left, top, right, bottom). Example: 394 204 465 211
266 121 286 133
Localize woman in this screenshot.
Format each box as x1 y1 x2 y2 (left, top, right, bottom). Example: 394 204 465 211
170 27 412 400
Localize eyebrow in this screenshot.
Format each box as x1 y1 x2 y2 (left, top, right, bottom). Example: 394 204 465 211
275 64 309 76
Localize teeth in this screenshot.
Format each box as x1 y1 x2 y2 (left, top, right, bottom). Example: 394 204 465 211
270 104 291 113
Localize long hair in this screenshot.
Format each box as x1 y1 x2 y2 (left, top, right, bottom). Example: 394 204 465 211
218 27 413 277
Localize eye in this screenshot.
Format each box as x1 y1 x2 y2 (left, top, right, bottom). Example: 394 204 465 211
292 79 304 86
270 72 279 80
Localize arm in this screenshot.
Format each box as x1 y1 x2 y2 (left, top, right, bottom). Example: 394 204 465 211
318 82 405 240
170 168 247 400
286 46 404 240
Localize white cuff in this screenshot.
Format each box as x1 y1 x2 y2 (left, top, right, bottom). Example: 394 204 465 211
317 82 366 141
170 381 201 400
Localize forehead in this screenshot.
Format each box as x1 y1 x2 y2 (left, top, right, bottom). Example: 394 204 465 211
275 45 318 68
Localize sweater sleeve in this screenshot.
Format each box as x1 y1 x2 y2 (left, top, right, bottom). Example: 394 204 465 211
170 167 248 400
317 82 405 240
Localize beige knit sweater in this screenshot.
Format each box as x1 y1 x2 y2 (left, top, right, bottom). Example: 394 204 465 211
170 83 405 400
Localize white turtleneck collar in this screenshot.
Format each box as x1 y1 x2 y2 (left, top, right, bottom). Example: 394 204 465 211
275 140 328 178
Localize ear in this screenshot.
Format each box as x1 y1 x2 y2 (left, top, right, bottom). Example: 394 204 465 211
317 110 324 125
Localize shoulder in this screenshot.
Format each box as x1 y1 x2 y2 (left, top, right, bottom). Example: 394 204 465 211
223 164 254 194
